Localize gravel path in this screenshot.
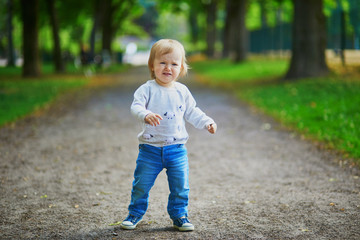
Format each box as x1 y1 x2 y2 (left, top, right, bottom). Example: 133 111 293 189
1 66 359 240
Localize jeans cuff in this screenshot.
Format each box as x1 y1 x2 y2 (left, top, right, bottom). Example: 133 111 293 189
170 212 188 220
128 210 143 218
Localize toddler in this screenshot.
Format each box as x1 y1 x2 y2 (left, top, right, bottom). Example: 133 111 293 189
121 39 217 232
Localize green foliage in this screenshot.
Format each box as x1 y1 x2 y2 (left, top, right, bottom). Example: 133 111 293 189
0 78 86 126
246 0 293 29
192 59 360 162
155 11 189 42
247 1 262 29
2 0 357 65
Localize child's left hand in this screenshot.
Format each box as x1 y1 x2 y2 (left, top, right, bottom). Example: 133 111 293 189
207 123 217 134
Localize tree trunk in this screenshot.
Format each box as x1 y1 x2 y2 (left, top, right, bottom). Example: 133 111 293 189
259 0 268 53
7 0 16 67
47 0 64 73
21 0 40 77
189 8 199 45
100 0 134 63
340 7 346 66
233 0 247 62
223 0 247 61
90 0 102 59
205 0 217 58
102 0 113 55
222 0 234 58
285 0 329 79
259 0 268 28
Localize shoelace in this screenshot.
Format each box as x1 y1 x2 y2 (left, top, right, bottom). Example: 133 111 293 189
179 217 190 224
128 215 140 223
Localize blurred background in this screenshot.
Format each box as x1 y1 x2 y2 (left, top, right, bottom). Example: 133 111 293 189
0 0 359 75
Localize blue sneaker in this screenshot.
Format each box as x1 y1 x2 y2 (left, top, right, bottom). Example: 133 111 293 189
120 214 142 230
173 217 194 231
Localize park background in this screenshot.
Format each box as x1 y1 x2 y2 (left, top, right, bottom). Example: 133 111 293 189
0 0 360 164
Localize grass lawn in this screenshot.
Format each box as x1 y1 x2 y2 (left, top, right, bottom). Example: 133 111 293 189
0 62 129 76
191 59 289 83
0 63 129 127
192 59 360 163
0 78 87 126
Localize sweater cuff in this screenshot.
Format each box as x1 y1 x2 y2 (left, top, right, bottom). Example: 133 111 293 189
204 119 215 129
139 110 153 122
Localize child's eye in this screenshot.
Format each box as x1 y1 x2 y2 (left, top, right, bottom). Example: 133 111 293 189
172 63 178 66
160 62 166 65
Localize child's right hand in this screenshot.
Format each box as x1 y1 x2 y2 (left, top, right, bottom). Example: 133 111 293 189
207 123 217 134
145 113 163 126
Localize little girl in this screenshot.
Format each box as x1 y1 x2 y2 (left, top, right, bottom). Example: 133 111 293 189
121 39 217 232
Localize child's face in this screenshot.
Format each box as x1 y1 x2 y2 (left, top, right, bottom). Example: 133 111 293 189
152 49 183 87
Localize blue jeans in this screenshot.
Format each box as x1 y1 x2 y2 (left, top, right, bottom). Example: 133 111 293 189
128 144 189 220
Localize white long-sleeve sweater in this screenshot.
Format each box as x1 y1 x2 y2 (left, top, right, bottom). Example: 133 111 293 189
131 80 214 147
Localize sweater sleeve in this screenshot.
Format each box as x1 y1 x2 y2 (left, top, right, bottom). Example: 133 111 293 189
184 88 214 129
130 84 152 122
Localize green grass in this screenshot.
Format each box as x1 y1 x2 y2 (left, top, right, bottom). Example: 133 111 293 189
0 63 130 127
192 59 360 162
191 59 288 82
240 79 360 160
0 78 87 126
0 65 21 76
0 63 79 76
0 62 129 76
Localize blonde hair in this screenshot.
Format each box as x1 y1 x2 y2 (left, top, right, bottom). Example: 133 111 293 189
148 39 189 79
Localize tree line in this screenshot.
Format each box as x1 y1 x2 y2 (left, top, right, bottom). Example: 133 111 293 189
1 0 359 79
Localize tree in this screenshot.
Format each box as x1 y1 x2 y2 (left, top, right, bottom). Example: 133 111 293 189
101 0 113 55
89 0 102 58
223 0 247 62
233 0 247 62
21 0 41 77
257 0 269 53
285 0 328 79
223 0 234 58
259 0 268 28
102 0 136 56
155 0 205 47
205 0 218 58
7 0 15 66
56 0 94 60
189 7 200 45
47 0 64 73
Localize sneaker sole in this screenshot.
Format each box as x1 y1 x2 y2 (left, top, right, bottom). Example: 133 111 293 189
173 225 194 232
120 220 141 230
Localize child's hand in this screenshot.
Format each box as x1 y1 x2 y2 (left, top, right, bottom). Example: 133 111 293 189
145 113 163 126
207 123 217 134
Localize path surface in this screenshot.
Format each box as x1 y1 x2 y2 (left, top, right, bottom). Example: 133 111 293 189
1 67 359 240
